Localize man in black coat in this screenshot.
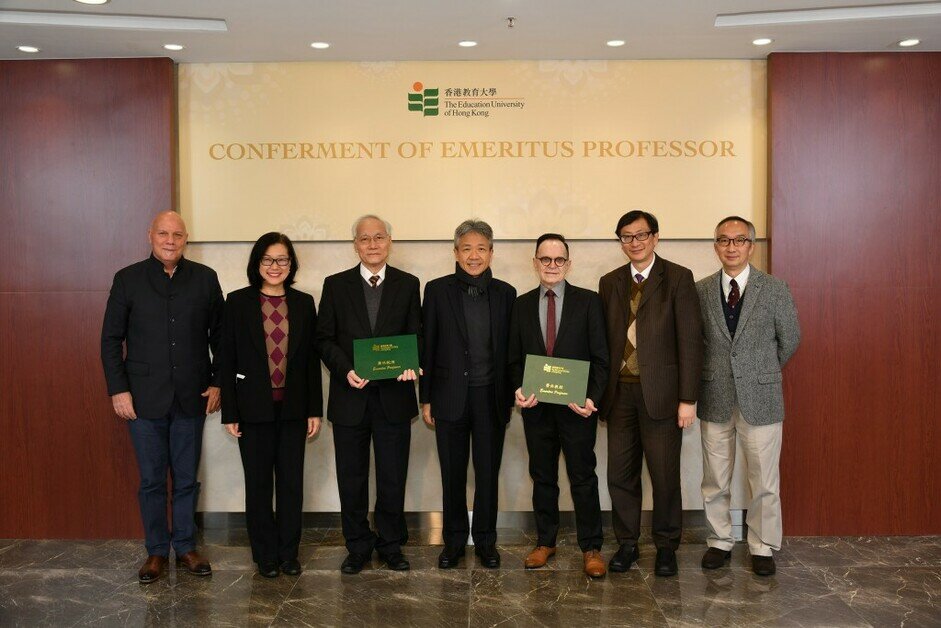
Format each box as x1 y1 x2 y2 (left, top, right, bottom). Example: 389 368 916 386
101 211 223 583
316 215 421 574
420 220 516 569
509 233 609 578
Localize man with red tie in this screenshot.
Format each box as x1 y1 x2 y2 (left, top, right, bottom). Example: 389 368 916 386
508 233 609 578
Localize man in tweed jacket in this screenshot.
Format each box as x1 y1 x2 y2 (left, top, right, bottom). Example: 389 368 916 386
696 216 800 576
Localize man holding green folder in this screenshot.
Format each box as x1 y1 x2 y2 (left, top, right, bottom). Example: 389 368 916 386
316 215 421 575
508 233 609 578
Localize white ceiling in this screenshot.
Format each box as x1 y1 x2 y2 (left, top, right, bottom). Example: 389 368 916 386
1 0 938 62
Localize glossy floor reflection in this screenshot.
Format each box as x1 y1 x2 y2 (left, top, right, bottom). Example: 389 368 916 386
0 531 938 627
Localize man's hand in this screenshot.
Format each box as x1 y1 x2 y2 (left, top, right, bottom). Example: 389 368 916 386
421 403 435 428
678 401 696 428
568 398 598 418
202 386 221 415
307 417 322 439
225 423 241 438
515 387 538 409
347 370 369 389
396 369 418 382
112 392 137 421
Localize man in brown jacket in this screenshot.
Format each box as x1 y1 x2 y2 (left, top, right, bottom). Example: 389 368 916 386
598 210 703 577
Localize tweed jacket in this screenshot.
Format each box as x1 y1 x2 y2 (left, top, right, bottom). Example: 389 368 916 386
696 266 801 425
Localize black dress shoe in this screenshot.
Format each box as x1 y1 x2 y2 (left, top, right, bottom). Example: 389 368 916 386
379 552 411 571
340 552 371 574
701 547 732 569
475 545 501 568
438 546 465 569
655 548 678 577
258 561 280 578
280 558 302 576
608 544 639 573
752 555 776 576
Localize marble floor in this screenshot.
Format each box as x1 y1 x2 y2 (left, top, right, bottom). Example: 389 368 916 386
0 530 939 627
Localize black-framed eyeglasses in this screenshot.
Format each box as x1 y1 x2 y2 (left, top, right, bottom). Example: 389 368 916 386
618 231 653 244
536 256 569 267
715 236 753 247
260 256 291 267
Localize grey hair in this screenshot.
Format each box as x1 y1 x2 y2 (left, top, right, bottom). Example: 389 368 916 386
715 215 756 241
453 219 493 249
351 214 393 239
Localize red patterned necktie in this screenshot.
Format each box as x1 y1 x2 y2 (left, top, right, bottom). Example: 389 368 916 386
546 289 556 357
728 278 740 308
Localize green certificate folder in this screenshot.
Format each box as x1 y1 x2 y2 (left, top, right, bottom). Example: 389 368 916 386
352 334 419 381
522 354 590 406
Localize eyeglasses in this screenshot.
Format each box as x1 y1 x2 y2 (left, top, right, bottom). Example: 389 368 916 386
260 256 291 267
356 234 389 245
536 256 569 267
618 231 653 244
715 236 753 247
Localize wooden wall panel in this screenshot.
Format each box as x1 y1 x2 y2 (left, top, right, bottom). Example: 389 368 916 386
0 58 174 538
769 52 941 535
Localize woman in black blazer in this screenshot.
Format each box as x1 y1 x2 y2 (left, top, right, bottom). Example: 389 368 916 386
220 232 323 578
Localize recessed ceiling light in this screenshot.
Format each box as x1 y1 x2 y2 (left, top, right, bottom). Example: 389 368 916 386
17 45 40 53
898 38 921 47
606 40 626 47
163 44 184 51
74 0 110 4
752 38 773 46
310 42 330 49
458 40 477 48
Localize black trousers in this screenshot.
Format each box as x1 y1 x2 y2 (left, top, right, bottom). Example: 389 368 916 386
607 382 683 550
434 384 506 548
523 405 603 552
332 386 411 556
237 403 308 565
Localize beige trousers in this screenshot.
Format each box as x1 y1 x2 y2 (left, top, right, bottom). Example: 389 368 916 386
700 409 783 557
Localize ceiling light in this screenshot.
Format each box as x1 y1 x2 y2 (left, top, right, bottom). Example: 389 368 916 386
310 42 330 49
17 45 40 53
163 44 184 51
716 2 941 27
606 40 626 47
0 10 227 31
898 38 920 47
458 40 477 48
74 0 110 4
752 38 773 46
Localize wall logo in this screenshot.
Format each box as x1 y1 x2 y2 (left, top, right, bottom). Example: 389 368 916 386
407 82 439 116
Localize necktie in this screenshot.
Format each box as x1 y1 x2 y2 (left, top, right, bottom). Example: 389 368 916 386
634 273 644 284
728 278 740 308
546 289 556 357
369 275 380 288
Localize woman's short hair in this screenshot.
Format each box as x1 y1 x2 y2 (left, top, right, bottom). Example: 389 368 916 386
247 232 299 290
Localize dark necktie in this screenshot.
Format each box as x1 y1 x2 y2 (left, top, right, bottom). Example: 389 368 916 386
635 273 644 284
369 275 380 289
546 289 556 357
728 278 740 308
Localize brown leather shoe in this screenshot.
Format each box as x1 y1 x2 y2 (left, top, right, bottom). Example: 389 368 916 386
138 555 168 583
524 546 556 569
583 550 607 578
176 550 212 576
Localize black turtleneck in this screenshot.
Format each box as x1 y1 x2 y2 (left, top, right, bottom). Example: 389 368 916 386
455 264 494 386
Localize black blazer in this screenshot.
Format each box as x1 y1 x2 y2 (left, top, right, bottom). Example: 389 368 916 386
419 274 516 424
316 265 421 426
598 256 704 421
508 282 609 418
219 286 323 424
101 255 224 418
